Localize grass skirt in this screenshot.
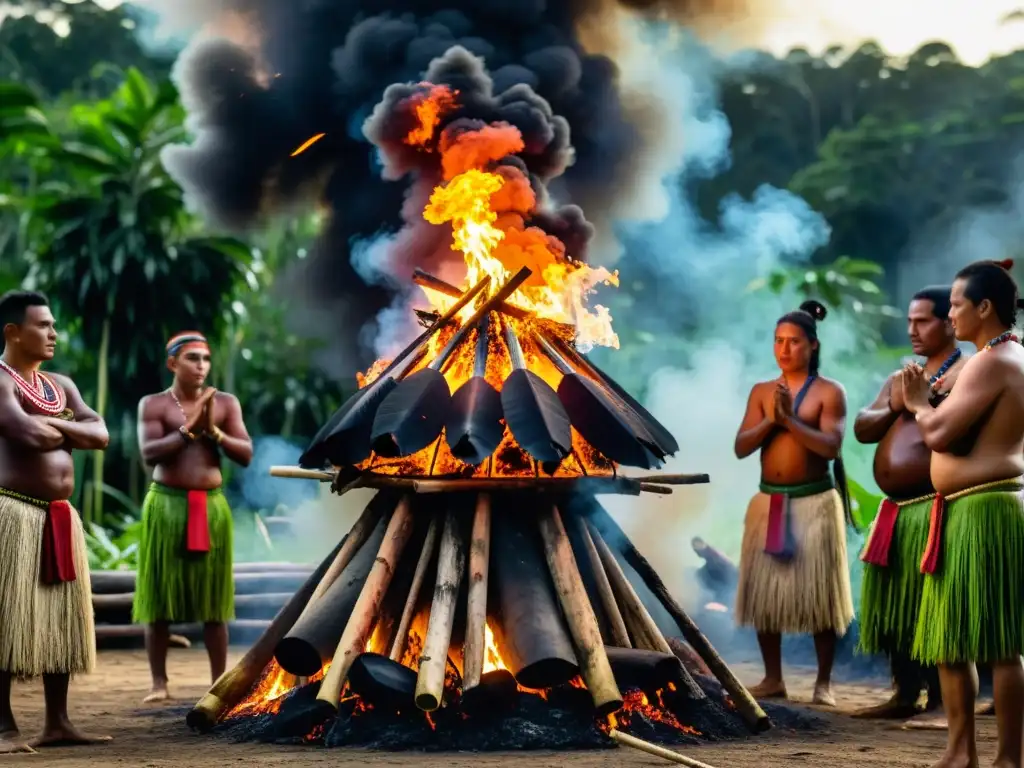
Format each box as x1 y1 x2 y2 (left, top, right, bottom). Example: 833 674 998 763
0 493 94 677
736 488 854 635
132 483 234 624
912 487 1024 664
858 496 933 656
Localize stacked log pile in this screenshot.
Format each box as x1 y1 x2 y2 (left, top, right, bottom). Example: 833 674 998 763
91 562 314 646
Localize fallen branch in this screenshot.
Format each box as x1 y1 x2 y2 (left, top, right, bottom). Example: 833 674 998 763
609 729 719 768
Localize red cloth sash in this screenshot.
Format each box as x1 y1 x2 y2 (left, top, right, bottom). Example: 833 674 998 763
186 490 211 553
920 494 945 574
860 498 901 567
764 493 794 559
40 500 76 584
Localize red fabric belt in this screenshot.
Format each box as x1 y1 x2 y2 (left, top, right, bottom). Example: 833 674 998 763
920 494 945 575
40 500 76 584
860 498 901 567
764 493 795 560
186 490 211 553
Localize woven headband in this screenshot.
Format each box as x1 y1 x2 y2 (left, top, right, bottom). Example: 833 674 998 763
166 332 209 357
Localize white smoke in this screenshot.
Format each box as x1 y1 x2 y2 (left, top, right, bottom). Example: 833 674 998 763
593 24 883 590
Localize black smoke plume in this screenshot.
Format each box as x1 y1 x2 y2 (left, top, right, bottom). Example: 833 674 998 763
161 0 734 372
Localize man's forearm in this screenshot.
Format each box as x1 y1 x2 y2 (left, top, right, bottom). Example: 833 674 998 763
216 433 253 466
50 418 109 450
853 406 899 444
781 416 841 460
141 433 188 464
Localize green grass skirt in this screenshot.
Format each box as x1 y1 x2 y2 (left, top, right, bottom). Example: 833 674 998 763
131 483 234 624
912 487 1024 664
858 497 933 656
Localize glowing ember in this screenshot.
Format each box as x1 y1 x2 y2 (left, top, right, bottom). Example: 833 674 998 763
357 358 391 388
226 661 295 717
290 132 326 156
604 690 701 736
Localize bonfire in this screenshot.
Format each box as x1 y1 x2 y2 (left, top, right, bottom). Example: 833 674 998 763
185 79 771 758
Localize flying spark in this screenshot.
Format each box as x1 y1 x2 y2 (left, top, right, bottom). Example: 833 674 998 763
290 133 326 157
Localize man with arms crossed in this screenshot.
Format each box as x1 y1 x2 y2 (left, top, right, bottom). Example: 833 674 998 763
0 291 110 753
853 286 965 721
134 332 252 702
903 260 1024 768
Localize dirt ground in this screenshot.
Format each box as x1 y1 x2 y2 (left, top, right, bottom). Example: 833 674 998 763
1 648 999 767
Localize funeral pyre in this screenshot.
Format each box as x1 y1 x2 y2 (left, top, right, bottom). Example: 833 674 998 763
185 66 782 753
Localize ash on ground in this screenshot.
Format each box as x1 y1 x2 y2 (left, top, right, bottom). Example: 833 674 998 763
213 674 825 751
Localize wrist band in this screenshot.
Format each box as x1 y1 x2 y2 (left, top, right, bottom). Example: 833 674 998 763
179 426 195 442
210 427 225 445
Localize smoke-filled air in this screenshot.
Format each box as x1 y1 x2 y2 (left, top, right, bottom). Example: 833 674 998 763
147 0 884 583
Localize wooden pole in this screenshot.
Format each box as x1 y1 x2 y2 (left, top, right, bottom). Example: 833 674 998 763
585 502 770 732
608 729 719 768
415 508 467 711
565 510 630 648
269 466 335 481
185 536 347 731
462 494 491 692
586 520 672 655
388 515 440 661
300 492 389 616
316 496 416 709
537 505 622 715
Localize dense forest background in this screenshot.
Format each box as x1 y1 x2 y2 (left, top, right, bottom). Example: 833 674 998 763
2 0 1022 569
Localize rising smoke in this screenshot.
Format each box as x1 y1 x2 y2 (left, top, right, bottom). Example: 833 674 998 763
155 0 888 587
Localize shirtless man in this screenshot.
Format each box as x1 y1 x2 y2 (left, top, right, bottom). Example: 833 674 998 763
903 260 1024 768
734 299 854 706
133 332 252 702
0 291 111 753
853 286 965 720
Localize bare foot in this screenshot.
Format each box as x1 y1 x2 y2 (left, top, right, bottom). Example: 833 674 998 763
27 723 112 748
850 694 922 719
0 735 35 754
974 700 994 716
812 683 836 707
927 748 976 768
143 686 171 703
747 679 787 699
899 712 949 731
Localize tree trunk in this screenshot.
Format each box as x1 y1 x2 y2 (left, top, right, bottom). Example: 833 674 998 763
90 317 111 526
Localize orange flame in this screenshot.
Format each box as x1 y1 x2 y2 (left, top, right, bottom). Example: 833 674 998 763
404 84 458 147
404 85 619 350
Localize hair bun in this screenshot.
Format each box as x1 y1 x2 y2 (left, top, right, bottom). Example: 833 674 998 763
799 299 828 322
997 259 1014 270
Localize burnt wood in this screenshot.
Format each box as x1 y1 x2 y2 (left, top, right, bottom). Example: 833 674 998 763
488 508 579 689
499 317 571 471
444 316 504 465
347 652 417 711
274 511 390 676
605 647 689 693
300 276 489 467
370 268 531 458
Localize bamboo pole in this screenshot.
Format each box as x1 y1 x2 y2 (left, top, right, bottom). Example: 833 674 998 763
415 509 467 711
537 505 622 715
316 496 416 709
586 520 672 655
300 493 390 616
186 536 347 731
608 729 719 768
462 494 491 692
585 502 770 732
565 510 630 648
388 515 440 661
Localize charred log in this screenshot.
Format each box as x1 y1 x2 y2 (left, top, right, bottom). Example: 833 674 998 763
488 507 579 689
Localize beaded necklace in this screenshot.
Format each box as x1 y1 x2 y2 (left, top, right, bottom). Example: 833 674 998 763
928 348 962 390
981 331 1019 351
0 359 67 416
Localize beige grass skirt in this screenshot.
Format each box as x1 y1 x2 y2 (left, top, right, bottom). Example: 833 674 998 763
735 487 854 635
0 492 95 677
